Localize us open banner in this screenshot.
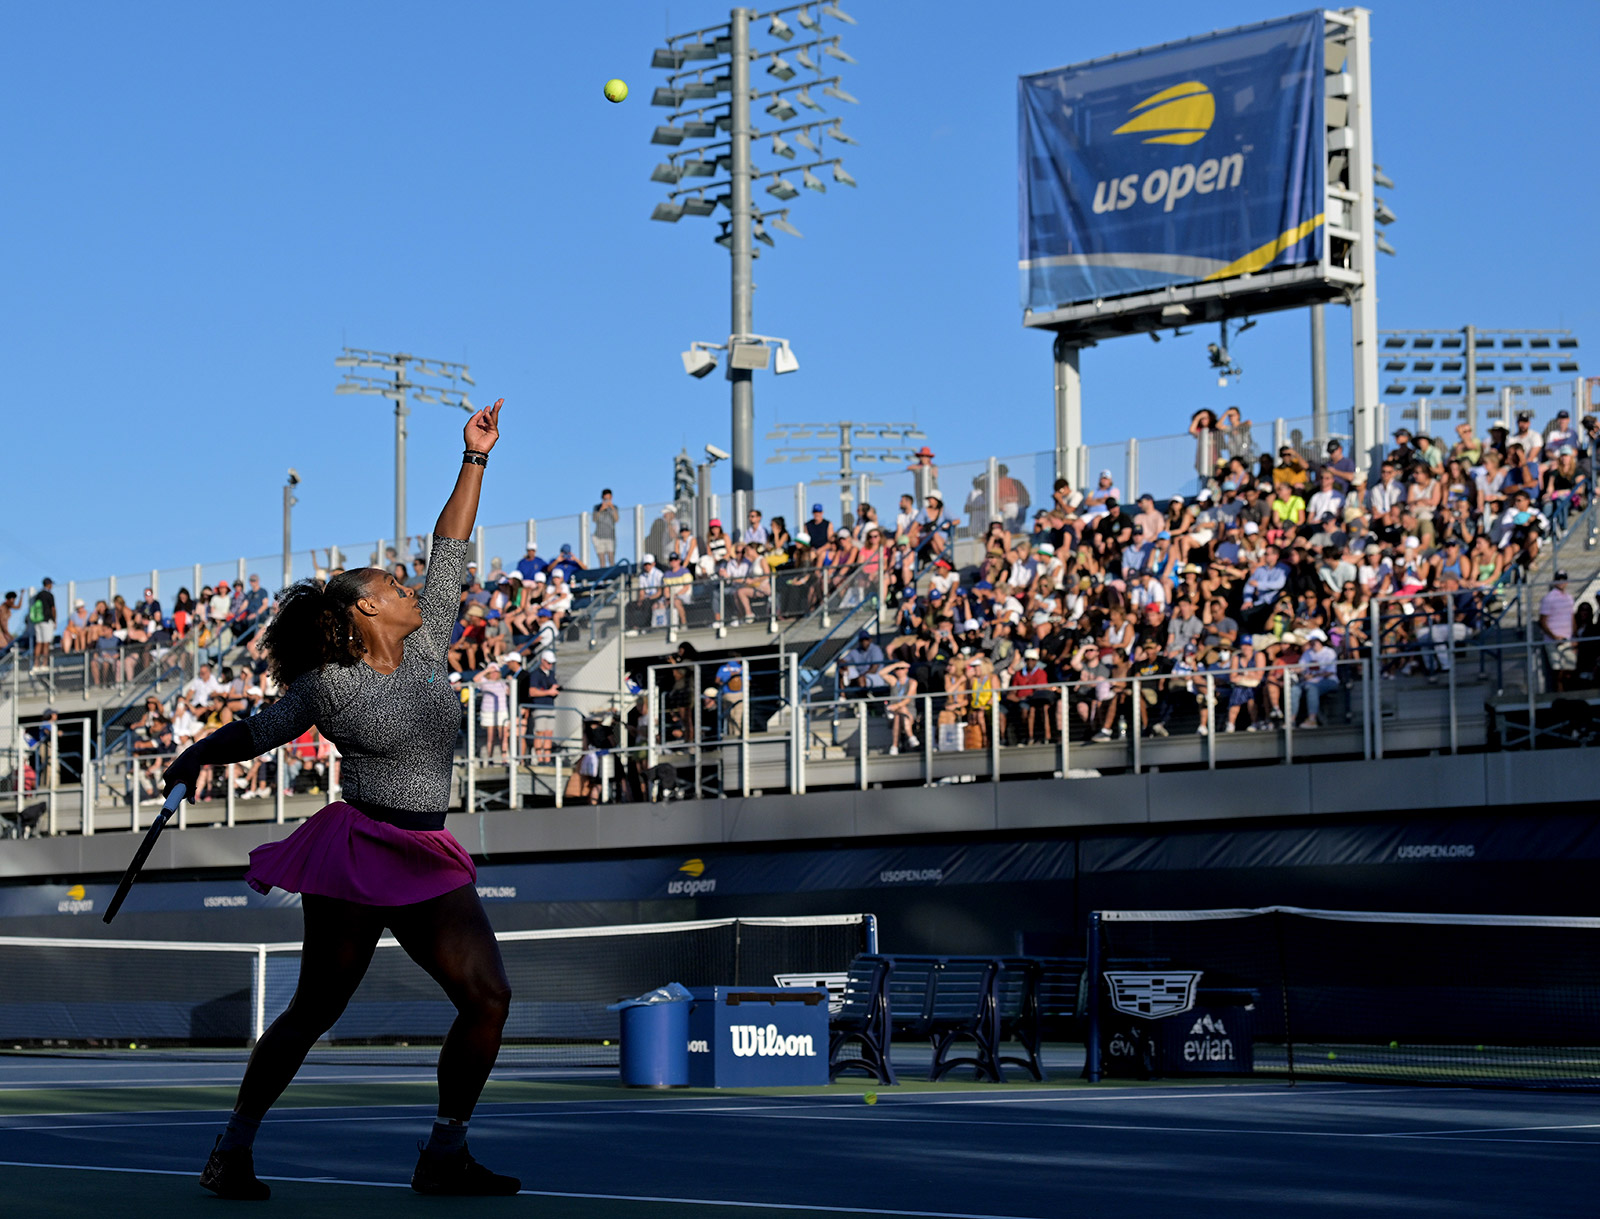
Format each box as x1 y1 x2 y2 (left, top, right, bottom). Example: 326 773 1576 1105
1018 11 1324 311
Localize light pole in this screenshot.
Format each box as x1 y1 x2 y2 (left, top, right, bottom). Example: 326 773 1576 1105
765 420 925 524
282 469 299 591
1380 328 1582 435
334 348 475 554
649 3 859 519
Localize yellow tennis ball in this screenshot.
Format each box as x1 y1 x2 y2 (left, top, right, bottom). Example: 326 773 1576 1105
604 79 628 103
863 1091 877 1105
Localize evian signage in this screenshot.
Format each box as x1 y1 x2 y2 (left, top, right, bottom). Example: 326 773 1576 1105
729 1023 817 1059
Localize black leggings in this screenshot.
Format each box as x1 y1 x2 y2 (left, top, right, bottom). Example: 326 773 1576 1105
233 883 511 1122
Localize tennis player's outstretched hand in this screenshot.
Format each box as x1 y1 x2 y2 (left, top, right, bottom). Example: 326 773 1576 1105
161 746 204 804
466 398 504 454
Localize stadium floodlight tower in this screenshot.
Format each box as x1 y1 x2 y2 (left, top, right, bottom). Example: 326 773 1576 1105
648 3 860 526
1018 9 1382 482
765 420 926 523
333 348 475 556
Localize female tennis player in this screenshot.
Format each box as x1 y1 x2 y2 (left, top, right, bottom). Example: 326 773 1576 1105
163 399 518 1200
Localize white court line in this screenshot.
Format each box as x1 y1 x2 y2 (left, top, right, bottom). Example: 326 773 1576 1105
0 1086 1370 1127
0 1159 1044 1218
0 1068 572 1089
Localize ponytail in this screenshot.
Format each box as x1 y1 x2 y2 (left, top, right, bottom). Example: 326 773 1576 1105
261 571 373 687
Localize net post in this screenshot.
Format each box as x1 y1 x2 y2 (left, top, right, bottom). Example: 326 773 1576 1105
252 944 268 1046
1083 910 1102 1083
1273 909 1296 1085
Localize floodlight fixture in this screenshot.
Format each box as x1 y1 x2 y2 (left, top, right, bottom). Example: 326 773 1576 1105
796 47 819 72
1376 233 1397 256
334 355 358 368
769 212 804 238
833 162 856 186
730 341 771 371
767 177 800 200
774 341 800 374
766 453 787 463
767 54 795 81
334 382 361 394
821 2 857 23
653 86 688 108
823 41 857 64
651 162 683 183
1374 199 1397 225
803 168 826 193
822 83 858 104
796 86 822 111
772 133 796 159
769 13 794 40
1373 165 1395 189
797 6 820 31
795 127 820 154
653 125 686 145
682 118 719 138
681 195 717 216
766 96 798 120
826 120 857 144
652 201 685 222
753 220 775 247
905 428 927 440
682 341 723 378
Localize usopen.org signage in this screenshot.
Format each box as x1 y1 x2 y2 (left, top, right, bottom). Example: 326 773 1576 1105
1018 11 1324 310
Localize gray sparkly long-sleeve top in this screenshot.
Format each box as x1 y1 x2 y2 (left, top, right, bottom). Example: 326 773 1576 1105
244 535 468 813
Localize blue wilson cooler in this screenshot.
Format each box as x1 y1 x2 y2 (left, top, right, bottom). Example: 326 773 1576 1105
619 999 690 1087
687 987 830 1087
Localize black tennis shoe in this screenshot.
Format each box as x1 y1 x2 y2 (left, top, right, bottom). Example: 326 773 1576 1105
410 1142 520 1196
200 1135 271 1201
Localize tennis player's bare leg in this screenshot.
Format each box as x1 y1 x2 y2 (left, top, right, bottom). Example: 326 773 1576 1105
389 882 517 1194
202 895 384 1199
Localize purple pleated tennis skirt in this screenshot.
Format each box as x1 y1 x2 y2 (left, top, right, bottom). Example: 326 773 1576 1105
245 801 476 907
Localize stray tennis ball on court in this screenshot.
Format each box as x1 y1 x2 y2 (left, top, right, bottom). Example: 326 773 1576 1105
129 1042 138 1050
1327 1051 1338 1060
1389 1040 1399 1049
602 1039 611 1046
603 79 628 103
863 1092 877 1105
1476 1044 1485 1051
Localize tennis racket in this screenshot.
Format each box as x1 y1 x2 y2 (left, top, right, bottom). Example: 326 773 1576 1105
102 783 186 925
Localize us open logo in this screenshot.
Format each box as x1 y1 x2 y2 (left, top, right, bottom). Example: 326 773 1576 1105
730 1023 816 1058
1092 79 1246 215
667 858 716 896
58 884 94 915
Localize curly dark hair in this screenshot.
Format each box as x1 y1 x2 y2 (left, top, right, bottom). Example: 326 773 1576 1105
261 570 377 688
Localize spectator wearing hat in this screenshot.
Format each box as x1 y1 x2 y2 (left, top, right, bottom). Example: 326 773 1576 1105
473 663 511 762
907 446 940 501
635 553 664 624
839 629 888 693
1295 629 1340 727
704 518 731 566
548 543 584 584
526 650 560 763
1540 570 1576 692
1084 470 1120 515
883 660 919 755
1323 439 1356 491
908 493 955 560
1006 646 1052 744
517 543 546 582
1510 411 1543 461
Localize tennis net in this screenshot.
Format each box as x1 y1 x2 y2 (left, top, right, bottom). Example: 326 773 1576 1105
0 914 874 1066
1092 906 1600 1089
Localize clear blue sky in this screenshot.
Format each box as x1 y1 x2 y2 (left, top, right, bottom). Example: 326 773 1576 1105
3 1 1595 595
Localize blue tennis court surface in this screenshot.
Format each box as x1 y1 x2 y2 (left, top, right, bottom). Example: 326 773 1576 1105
1 1059 1595 1217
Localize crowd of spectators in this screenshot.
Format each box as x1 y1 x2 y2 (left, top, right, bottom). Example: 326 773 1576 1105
832 409 1598 748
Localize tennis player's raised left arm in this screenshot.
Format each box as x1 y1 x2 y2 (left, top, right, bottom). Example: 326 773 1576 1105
435 399 504 542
